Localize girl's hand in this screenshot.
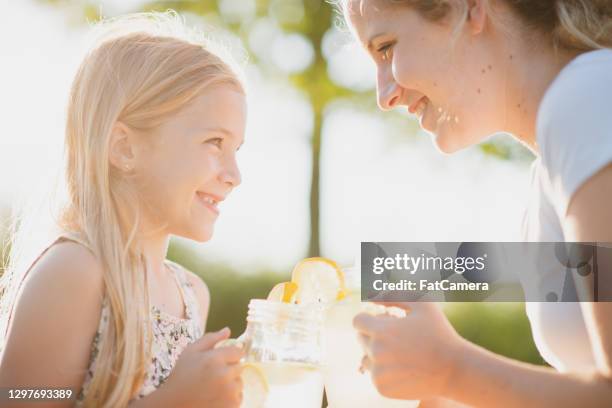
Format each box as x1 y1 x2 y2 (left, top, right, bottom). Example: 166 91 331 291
353 302 466 401
163 327 245 408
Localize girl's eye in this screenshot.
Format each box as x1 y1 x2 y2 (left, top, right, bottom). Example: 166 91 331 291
206 137 223 148
377 43 394 61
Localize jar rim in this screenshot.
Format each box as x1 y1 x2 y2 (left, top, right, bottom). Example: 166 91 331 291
247 299 326 326
248 298 326 310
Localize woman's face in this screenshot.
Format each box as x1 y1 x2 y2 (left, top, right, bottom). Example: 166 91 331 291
132 86 246 242
345 0 509 153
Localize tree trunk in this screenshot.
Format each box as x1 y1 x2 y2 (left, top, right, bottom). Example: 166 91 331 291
307 110 322 258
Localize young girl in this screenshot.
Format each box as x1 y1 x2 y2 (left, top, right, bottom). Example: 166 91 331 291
0 11 246 407
339 0 612 407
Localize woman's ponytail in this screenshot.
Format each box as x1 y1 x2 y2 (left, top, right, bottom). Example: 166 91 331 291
506 0 612 51
553 0 612 50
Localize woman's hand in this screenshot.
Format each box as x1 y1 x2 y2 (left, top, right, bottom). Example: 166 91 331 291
353 302 466 401
162 327 245 408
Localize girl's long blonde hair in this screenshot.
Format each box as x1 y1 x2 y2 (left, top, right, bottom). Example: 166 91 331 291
0 10 243 407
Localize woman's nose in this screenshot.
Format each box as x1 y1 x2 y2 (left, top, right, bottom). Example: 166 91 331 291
377 77 403 111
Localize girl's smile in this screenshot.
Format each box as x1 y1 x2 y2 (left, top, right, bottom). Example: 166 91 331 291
195 191 223 216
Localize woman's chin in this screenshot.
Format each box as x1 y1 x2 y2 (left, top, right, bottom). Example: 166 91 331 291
420 113 463 154
430 132 467 154
428 123 484 154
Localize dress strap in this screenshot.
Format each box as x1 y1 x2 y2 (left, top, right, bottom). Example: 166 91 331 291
57 231 95 253
165 260 203 328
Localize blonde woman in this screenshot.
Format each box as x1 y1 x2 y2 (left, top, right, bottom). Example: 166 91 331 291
0 12 246 408
337 0 612 407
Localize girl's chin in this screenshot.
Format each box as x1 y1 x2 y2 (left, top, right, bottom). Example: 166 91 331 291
179 221 214 242
191 229 214 243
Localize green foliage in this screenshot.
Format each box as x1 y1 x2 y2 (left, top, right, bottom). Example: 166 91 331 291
445 303 547 365
480 134 535 162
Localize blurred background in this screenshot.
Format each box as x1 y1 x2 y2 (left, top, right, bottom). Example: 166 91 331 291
0 0 545 370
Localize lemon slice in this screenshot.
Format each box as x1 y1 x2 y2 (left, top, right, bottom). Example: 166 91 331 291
267 281 299 303
291 257 346 304
241 363 269 408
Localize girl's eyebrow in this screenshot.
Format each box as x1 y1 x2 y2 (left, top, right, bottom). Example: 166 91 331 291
202 126 235 137
202 126 245 148
367 33 387 51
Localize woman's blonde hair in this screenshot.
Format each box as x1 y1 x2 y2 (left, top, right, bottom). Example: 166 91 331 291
0 10 243 407
337 0 612 51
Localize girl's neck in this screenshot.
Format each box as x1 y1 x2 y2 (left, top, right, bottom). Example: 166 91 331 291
137 231 172 280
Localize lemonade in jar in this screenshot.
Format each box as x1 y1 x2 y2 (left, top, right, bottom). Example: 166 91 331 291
239 298 325 408
322 266 420 408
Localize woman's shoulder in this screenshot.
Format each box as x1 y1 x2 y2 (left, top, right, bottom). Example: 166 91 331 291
535 49 612 218
537 49 612 147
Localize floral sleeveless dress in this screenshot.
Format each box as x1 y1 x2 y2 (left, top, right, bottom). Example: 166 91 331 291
34 235 206 405
75 260 204 405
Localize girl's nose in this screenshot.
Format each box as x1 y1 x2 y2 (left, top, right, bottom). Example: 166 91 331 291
377 79 403 111
220 157 241 188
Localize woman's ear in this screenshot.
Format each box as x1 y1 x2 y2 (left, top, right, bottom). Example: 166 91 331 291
466 0 487 35
108 121 136 173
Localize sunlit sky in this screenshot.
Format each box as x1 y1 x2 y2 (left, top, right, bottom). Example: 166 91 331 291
0 0 533 273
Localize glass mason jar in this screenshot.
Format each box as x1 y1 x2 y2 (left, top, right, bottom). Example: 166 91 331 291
322 266 420 408
240 299 325 408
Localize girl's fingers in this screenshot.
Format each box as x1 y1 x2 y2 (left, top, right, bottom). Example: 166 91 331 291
192 327 231 351
214 345 245 364
225 362 244 379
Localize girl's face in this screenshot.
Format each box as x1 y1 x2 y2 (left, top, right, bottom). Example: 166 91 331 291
346 0 509 153
132 86 246 242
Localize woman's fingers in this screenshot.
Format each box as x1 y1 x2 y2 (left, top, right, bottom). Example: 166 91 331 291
372 301 415 312
357 332 371 350
359 354 372 374
353 312 387 335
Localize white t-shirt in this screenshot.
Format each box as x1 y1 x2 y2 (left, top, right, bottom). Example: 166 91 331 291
522 49 612 372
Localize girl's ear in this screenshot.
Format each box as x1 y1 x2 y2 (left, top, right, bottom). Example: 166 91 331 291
466 0 487 35
108 121 136 172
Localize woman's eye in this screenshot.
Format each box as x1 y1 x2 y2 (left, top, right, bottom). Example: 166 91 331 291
377 43 394 61
206 137 223 148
